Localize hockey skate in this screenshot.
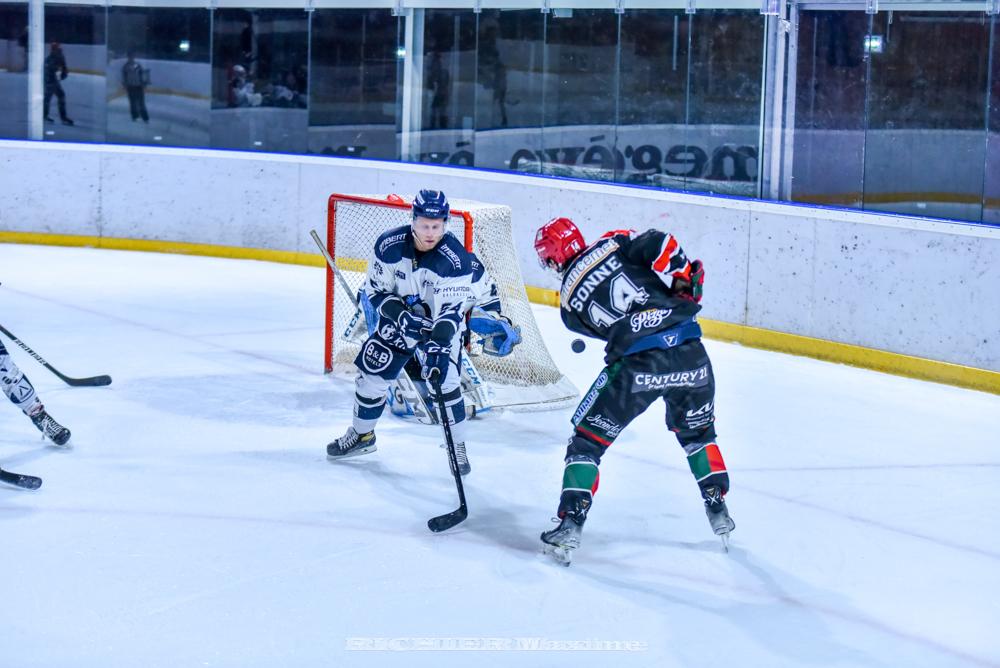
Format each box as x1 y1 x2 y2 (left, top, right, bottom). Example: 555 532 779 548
326 427 376 459
540 513 584 566
702 485 735 551
442 440 471 477
30 409 71 446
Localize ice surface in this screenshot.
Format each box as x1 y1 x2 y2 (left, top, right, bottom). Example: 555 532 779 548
1 244 997 667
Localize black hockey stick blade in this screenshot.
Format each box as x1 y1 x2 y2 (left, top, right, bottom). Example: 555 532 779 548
0 324 112 387
426 378 468 532
60 373 112 387
428 505 468 533
0 468 42 490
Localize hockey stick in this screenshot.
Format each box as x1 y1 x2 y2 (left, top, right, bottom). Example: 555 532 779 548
0 324 112 387
0 467 42 490
309 229 363 339
427 378 468 532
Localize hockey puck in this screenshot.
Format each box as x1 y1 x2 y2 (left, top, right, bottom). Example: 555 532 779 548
571 339 586 353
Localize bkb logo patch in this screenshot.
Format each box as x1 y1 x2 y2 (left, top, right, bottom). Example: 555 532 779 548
594 371 609 389
361 340 393 373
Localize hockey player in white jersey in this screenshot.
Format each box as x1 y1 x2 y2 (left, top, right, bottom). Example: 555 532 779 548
326 190 519 475
1 338 71 489
1 339 70 447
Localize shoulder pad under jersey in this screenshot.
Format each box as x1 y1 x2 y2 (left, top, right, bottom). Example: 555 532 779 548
373 225 413 263
429 233 473 277
599 229 636 241
470 253 487 283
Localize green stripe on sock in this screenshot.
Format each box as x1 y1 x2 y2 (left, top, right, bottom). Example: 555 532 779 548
687 448 712 480
563 462 598 492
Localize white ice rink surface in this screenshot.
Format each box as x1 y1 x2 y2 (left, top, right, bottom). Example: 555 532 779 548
1 244 998 668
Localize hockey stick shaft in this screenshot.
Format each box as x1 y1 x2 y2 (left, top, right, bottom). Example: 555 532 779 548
309 229 365 338
427 378 468 532
0 324 112 387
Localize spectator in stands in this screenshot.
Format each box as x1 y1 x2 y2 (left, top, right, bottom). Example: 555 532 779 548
229 64 262 107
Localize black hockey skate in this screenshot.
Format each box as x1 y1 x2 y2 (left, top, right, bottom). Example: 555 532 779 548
540 512 585 566
30 409 71 446
442 440 471 477
702 485 735 551
326 427 376 459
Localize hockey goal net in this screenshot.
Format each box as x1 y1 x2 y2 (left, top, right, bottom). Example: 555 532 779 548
323 193 578 411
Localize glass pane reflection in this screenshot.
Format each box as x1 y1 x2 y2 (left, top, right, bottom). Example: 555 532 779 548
686 9 763 196
43 5 106 144
0 4 28 139
474 9 544 173
106 7 210 148
617 10 689 187
415 9 478 167
211 9 308 154
864 11 988 221
309 9 401 160
541 9 618 182
791 10 869 209
986 16 1000 225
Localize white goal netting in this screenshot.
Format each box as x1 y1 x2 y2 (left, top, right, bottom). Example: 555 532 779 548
324 194 578 411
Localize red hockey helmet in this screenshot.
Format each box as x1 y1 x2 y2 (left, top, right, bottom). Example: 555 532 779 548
535 217 586 272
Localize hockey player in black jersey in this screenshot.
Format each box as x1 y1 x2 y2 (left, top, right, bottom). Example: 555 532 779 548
534 217 733 564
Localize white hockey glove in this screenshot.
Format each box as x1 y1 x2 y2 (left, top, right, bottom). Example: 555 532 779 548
468 310 521 357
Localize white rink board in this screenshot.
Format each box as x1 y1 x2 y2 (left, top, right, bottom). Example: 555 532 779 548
1 139 998 371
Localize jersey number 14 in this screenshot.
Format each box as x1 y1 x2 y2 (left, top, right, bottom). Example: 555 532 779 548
588 273 648 328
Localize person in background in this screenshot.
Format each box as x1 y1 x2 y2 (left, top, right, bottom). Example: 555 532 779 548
43 42 73 126
122 50 149 123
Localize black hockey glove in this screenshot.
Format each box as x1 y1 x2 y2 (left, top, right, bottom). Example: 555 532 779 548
421 341 451 384
673 259 704 303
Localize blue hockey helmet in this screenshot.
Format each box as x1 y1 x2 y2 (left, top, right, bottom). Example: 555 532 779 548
412 189 450 220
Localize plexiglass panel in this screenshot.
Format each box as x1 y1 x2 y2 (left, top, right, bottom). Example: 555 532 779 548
541 9 618 181
415 9 477 166
617 9 690 187
473 9 545 173
106 7 210 148
0 4 28 139
1 1 995 229
309 9 400 160
686 9 763 197
864 10 989 222
986 16 1000 225
791 10 869 209
43 5 106 143
210 9 308 154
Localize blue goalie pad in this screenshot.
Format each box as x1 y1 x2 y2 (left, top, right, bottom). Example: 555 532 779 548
468 316 521 357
